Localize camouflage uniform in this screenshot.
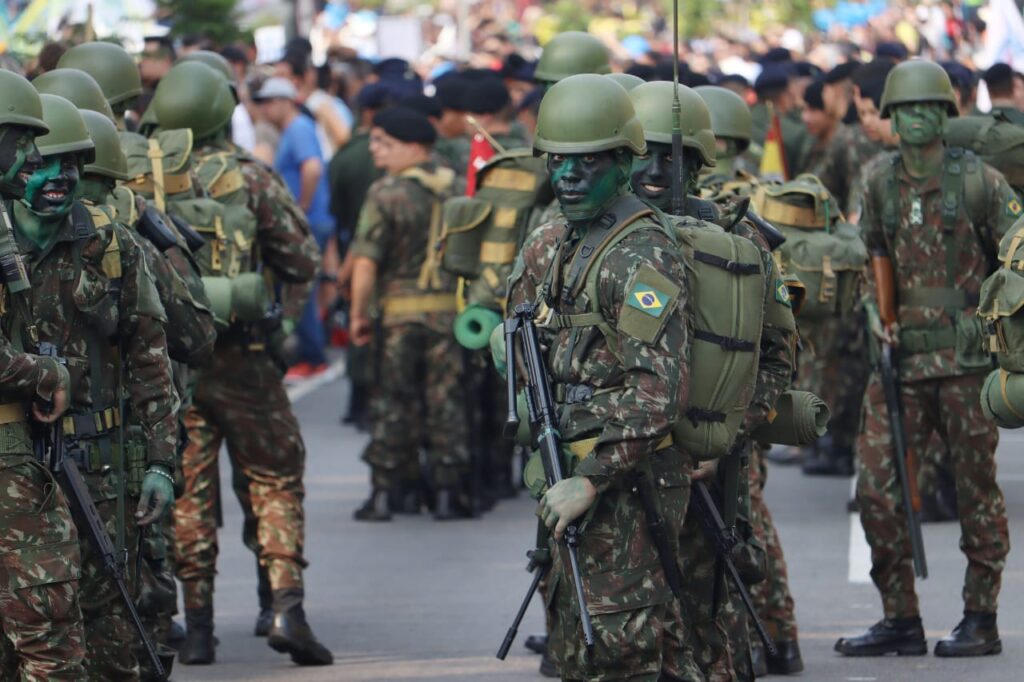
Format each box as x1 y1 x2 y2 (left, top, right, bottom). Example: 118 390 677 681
173 139 318 615
508 201 697 681
858 150 1016 619
0 351 86 681
4 203 178 681
350 162 469 493
810 123 882 216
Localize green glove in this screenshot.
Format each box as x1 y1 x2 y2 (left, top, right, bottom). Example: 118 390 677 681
136 464 175 526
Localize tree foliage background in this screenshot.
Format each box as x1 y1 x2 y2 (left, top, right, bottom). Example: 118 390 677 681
156 0 245 44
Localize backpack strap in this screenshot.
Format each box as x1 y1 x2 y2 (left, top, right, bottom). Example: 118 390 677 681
879 155 901 250
148 138 167 213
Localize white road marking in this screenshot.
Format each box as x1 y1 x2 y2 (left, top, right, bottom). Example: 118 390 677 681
285 356 346 404
848 475 872 583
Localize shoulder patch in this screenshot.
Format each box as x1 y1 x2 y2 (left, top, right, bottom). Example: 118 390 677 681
1007 196 1022 217
618 263 681 345
774 277 791 307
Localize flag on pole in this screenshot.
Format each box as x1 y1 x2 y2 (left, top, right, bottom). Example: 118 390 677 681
759 110 788 181
465 133 495 196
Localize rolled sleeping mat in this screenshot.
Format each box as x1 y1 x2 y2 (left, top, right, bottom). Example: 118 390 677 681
201 276 233 330
230 272 270 322
453 304 503 350
981 369 1024 429
750 390 830 445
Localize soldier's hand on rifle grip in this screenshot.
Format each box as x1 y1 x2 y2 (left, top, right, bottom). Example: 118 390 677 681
350 315 373 346
540 476 598 541
32 365 70 423
692 459 718 481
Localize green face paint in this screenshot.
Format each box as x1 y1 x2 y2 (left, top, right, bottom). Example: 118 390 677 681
0 126 41 199
20 154 79 219
892 102 946 146
547 151 628 222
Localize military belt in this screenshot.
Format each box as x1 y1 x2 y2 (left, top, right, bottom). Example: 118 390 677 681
125 173 192 197
567 433 674 459
899 327 957 354
64 441 124 473
62 407 121 439
900 287 978 309
381 293 457 317
0 402 27 424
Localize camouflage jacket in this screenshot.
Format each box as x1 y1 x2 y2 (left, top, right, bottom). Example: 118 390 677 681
3 204 178 467
194 140 319 324
861 149 1021 381
811 123 886 217
350 161 457 331
508 199 691 493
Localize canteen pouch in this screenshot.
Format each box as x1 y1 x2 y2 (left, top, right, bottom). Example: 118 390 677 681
440 197 490 279
981 368 1024 429
954 311 992 371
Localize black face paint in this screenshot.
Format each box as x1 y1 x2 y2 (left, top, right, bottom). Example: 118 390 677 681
21 154 80 218
630 141 673 210
0 125 42 199
546 150 626 223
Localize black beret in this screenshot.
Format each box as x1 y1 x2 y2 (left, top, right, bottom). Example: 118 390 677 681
372 107 437 145
984 62 1015 87
940 60 976 92
400 94 442 119
803 78 826 110
759 47 792 65
625 63 656 81
824 60 860 84
356 82 394 110
375 57 411 80
434 73 469 111
755 64 791 94
875 41 909 61
501 54 536 82
793 61 823 79
462 76 511 114
717 73 750 89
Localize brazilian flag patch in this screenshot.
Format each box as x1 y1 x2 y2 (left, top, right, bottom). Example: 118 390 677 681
775 278 791 307
1008 197 1023 217
628 283 669 318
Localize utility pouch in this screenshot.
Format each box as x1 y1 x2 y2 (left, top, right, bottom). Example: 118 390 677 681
954 311 993 371
440 196 490 279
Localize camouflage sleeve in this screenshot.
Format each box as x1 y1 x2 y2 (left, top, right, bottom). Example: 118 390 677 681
0 345 66 401
348 179 391 263
247 164 319 284
984 165 1024 244
573 228 691 491
115 225 180 469
858 169 885 308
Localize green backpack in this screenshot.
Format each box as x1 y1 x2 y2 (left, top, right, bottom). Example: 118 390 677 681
754 175 867 320
945 112 1024 196
440 150 552 347
541 196 766 460
191 148 260 279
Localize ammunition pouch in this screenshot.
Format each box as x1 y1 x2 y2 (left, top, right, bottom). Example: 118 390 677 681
440 197 489 279
201 273 270 330
898 327 957 354
61 407 121 439
954 312 992 371
0 402 32 456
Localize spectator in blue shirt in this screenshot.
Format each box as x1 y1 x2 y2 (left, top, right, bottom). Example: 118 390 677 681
256 77 334 380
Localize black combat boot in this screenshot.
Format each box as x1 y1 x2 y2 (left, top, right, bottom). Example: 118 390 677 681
166 619 186 650
267 588 334 666
353 489 392 521
178 607 215 665
524 633 547 655
391 480 423 515
433 488 472 520
254 563 274 637
834 617 927 656
750 642 768 677
539 651 558 677
934 612 1001 657
766 639 804 674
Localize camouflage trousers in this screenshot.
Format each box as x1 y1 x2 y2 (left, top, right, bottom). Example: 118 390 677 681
0 455 86 681
796 313 870 451
362 321 469 489
549 448 697 681
856 372 1010 618
748 445 798 642
175 349 308 611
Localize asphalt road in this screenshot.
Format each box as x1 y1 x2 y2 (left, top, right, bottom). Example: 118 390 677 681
176 366 1024 682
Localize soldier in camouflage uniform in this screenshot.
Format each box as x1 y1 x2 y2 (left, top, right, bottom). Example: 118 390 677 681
3 93 178 680
151 62 332 666
836 60 1015 658
348 107 470 521
508 73 697 681
0 70 88 682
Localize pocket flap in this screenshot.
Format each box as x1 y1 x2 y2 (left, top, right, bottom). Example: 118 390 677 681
5 540 81 590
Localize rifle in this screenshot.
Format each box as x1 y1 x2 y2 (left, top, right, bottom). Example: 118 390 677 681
870 254 928 579
35 343 166 678
691 478 778 657
496 302 595 660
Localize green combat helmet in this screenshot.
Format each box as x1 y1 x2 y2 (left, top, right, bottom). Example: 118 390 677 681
152 62 234 141
534 73 646 155
177 50 239 102
880 59 959 119
57 41 143 108
694 85 753 154
35 94 96 163
605 73 645 92
81 110 128 180
33 68 116 123
534 32 612 84
630 81 717 167
0 70 49 133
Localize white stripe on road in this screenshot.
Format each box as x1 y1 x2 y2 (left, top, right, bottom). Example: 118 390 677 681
285 356 346 404
848 475 872 583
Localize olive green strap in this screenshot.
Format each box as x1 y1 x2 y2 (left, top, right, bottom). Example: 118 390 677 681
899 287 971 309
